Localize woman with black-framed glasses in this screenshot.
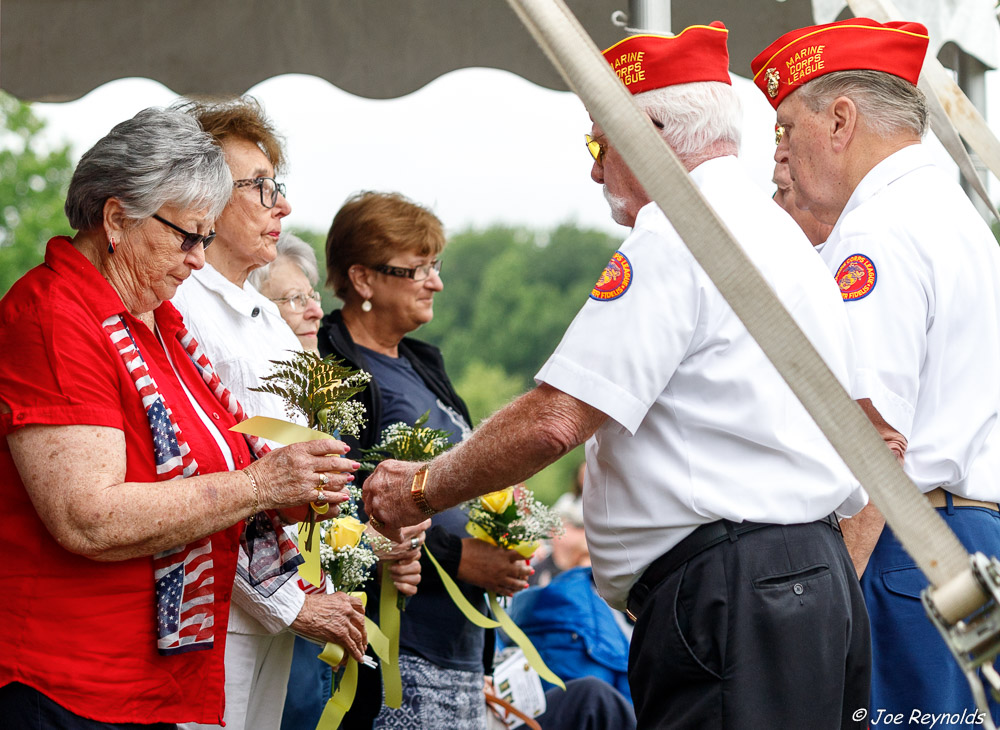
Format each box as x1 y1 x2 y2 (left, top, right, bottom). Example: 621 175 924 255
319 191 532 730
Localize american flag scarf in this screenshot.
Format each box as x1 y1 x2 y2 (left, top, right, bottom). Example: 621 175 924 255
178 327 325 595
103 315 303 655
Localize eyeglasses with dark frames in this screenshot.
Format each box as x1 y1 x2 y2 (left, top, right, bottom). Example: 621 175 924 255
233 177 287 209
152 214 216 252
585 118 664 164
270 290 322 312
373 259 443 281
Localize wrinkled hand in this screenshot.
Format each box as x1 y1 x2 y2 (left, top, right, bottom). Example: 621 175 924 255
387 556 422 597
290 592 367 663
371 518 431 561
249 439 360 512
457 538 533 597
363 460 430 540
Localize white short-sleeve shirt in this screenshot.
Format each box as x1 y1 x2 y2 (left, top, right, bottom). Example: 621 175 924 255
536 155 863 609
819 144 1000 501
172 263 307 634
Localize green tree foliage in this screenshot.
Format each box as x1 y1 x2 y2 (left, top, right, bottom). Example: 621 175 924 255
420 223 621 388
452 360 525 426
288 227 338 313
0 92 73 296
423 222 616 504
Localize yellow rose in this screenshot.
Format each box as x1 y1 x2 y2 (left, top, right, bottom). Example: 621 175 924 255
481 487 514 514
326 516 366 549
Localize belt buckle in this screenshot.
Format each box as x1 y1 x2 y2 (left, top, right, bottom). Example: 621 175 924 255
626 582 648 622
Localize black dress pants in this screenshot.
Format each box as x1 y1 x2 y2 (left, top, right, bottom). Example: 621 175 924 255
0 682 177 729
627 519 871 729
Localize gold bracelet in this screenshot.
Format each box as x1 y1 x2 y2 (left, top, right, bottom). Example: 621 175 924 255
243 466 260 516
410 465 436 516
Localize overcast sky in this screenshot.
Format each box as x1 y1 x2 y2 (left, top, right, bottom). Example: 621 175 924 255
31 67 981 238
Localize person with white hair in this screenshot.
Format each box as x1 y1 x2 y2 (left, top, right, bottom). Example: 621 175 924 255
249 232 325 352
362 22 869 729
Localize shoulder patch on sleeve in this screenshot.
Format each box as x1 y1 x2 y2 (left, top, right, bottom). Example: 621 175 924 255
590 251 633 301
834 254 877 301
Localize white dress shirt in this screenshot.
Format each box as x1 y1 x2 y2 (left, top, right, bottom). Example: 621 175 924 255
536 155 863 609
820 144 1000 501
172 263 306 634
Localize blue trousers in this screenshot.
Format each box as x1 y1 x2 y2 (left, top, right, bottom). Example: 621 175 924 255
280 636 333 730
862 497 1000 728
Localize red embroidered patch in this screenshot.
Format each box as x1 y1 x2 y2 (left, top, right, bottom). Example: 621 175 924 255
835 254 877 301
590 251 633 301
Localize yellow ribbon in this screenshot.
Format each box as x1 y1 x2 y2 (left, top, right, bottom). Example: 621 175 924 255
424 546 500 629
488 592 565 690
314 593 394 730
425 544 562 687
298 521 323 587
230 415 335 445
465 520 539 558
379 569 403 709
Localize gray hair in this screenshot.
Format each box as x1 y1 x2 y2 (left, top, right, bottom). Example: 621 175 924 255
65 107 232 231
248 232 320 291
795 70 928 138
634 81 742 162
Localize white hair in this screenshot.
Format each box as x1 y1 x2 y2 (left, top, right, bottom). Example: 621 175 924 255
248 231 320 290
634 81 742 163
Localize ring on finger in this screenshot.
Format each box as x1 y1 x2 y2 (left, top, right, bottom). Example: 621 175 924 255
410 537 419 551
370 516 384 530
318 473 329 487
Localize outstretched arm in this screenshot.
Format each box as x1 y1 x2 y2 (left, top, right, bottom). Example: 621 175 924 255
363 384 606 538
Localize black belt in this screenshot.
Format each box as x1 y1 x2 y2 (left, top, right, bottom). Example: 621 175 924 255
625 513 840 621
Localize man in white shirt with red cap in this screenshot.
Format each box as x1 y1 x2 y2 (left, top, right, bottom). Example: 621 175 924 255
753 18 1000 726
365 22 870 728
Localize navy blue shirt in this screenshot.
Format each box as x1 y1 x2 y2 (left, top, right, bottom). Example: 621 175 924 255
358 345 483 671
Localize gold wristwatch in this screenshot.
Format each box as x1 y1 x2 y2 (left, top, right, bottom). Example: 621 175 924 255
410 465 436 516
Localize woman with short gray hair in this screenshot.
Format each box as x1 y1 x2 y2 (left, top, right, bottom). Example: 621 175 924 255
0 107 358 728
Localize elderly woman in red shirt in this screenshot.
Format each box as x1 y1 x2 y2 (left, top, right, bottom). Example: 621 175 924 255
0 108 360 729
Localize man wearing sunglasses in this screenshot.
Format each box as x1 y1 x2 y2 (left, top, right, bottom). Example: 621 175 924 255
363 23 869 730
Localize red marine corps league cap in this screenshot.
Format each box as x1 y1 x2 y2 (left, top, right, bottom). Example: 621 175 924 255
750 17 929 108
602 21 732 95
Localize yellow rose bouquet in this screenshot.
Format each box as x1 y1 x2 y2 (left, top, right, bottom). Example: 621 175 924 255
318 485 390 593
361 414 566 690
463 485 565 559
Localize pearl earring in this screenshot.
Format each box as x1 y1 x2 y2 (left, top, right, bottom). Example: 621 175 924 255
361 300 373 313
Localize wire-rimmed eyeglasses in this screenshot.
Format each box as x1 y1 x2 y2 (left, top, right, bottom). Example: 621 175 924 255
270 290 322 312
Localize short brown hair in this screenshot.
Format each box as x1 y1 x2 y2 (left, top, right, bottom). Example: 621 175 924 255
325 191 446 300
173 96 285 172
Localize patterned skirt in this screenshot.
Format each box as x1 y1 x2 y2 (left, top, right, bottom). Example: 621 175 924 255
373 653 487 730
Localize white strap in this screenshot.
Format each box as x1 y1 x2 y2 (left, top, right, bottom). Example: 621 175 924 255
505 0 977 613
